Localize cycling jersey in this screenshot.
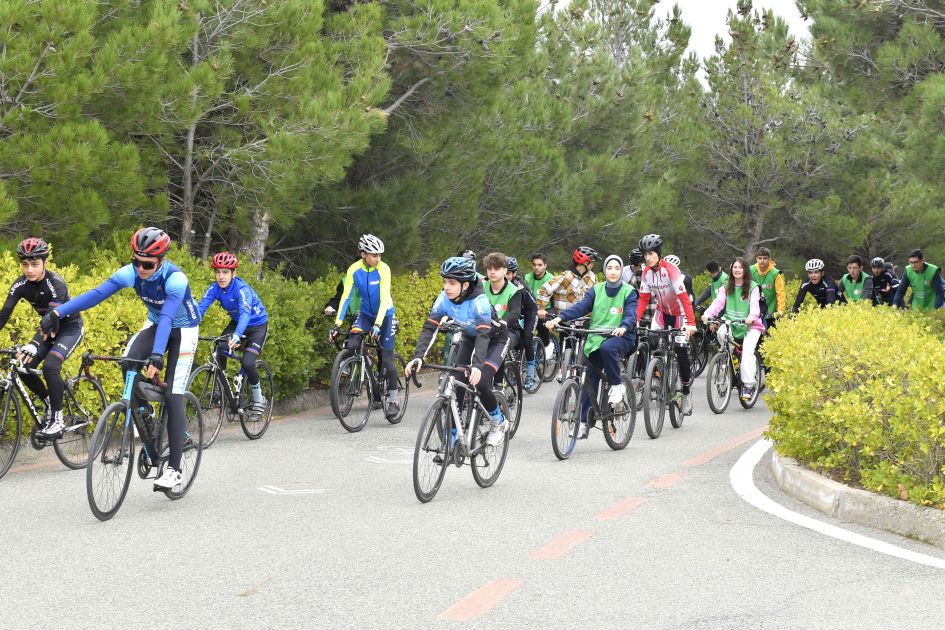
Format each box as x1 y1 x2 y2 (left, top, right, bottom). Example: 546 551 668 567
197 276 268 336
336 260 394 327
0 271 81 331
871 271 899 306
636 259 696 324
839 273 873 304
791 276 838 313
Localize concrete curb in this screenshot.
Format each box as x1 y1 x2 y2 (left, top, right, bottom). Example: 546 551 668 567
770 449 945 549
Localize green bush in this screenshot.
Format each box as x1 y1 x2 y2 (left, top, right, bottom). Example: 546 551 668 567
764 302 945 508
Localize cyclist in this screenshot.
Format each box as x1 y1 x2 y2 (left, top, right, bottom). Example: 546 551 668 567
196 252 269 415
324 276 360 318
664 255 694 301
328 234 401 417
484 252 523 386
893 249 944 311
507 257 539 389
635 234 697 416
621 247 645 288
838 255 873 304
694 260 728 309
405 257 509 446
750 247 785 325
546 255 637 438
40 227 199 490
525 252 554 355
537 246 599 355
700 257 765 401
0 238 84 437
869 257 898 306
790 259 838 313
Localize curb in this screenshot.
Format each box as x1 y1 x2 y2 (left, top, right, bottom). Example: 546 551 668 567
770 449 945 549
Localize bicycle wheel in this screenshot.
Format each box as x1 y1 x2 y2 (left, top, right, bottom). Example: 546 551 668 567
603 374 636 450
668 361 684 429
54 375 107 469
642 357 666 439
333 355 373 433
550 379 581 460
187 364 225 448
239 360 274 439
690 330 710 378
413 398 450 503
628 343 648 412
471 392 510 488
86 402 134 521
501 362 523 438
385 354 410 424
0 383 22 480
164 391 204 500
706 352 732 414
542 336 559 382
328 349 353 420
738 354 764 409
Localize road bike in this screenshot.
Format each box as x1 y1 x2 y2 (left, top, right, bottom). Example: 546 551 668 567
704 318 766 413
329 331 410 432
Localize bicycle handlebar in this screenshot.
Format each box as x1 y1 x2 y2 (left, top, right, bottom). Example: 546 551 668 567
80 352 167 389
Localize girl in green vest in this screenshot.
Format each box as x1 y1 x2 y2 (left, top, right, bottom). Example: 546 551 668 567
546 255 638 439
700 257 765 401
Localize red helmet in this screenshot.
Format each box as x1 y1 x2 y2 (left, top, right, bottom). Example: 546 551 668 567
17 237 50 260
211 251 239 269
572 246 599 266
131 227 171 257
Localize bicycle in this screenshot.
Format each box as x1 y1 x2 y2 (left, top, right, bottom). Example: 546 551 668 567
328 331 410 433
0 347 107 479
411 364 510 503
84 354 204 521
688 314 713 378
496 348 523 438
641 327 688 439
508 334 544 395
554 316 589 384
549 324 636 460
186 335 275 447
704 318 766 413
625 324 652 412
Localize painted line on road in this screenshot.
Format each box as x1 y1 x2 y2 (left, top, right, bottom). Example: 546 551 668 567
731 439 945 570
529 529 594 560
646 472 687 489
594 496 649 521
686 426 766 467
257 485 329 496
438 578 522 621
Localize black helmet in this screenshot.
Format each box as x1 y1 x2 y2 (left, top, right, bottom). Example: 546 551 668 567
627 248 645 265
17 237 50 260
638 234 663 256
507 257 518 273
440 257 478 282
870 257 885 268
458 249 476 261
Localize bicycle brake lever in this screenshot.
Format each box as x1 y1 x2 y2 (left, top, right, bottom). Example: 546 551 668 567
410 372 422 389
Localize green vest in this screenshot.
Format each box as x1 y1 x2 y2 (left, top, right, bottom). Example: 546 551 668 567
524 271 552 299
486 280 519 322
725 282 758 339
751 264 779 310
585 283 634 356
841 273 866 303
710 272 729 302
906 263 939 310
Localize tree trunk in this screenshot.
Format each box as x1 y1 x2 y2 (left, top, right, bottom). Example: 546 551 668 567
200 204 216 259
180 27 201 252
247 207 270 271
746 209 765 258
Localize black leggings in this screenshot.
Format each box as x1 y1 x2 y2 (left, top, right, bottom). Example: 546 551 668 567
217 321 268 385
455 333 509 412
656 314 692 393
344 334 398 391
21 323 84 413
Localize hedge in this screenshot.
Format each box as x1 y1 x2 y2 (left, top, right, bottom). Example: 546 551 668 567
764 302 945 509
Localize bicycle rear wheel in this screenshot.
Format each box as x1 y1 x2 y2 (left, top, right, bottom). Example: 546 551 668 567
0 383 22 480
523 341 543 394
603 374 636 450
550 379 581 460
333 355 373 432
54 375 107 469
240 360 274 439
471 393 510 488
541 336 559 382
413 398 450 503
187 364 225 448
706 353 732 414
642 357 666 439
86 402 134 521
164 392 204 500
385 354 410 424
501 362 523 438
668 361 684 428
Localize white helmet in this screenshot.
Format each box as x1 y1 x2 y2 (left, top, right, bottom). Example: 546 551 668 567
664 255 681 267
805 258 825 272
358 234 384 254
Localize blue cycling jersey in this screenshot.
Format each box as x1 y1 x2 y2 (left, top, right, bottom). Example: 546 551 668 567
428 290 499 337
197 277 268 336
56 261 199 356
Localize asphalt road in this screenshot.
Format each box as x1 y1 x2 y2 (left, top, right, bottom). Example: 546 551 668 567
2 375 944 629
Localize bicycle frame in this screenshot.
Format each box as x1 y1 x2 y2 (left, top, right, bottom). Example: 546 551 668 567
432 366 493 460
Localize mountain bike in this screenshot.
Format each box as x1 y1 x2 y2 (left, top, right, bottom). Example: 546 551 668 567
411 365 510 503
84 354 203 521
554 316 589 384
641 327 688 439
704 318 766 413
186 335 275 447
549 324 635 460
508 335 544 395
329 331 409 433
0 347 107 479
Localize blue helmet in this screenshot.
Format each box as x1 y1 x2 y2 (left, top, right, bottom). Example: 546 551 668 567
507 257 518 273
440 256 478 282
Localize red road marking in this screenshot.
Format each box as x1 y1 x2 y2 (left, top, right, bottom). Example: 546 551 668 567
686 426 766 467
439 579 522 621
529 530 594 560
594 496 649 521
646 472 687 489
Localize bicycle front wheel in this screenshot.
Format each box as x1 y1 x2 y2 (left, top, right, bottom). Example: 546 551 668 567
502 362 523 438
706 353 732 414
54 375 107 469
524 341 543 394
738 354 764 409
240 360 274 439
333 356 373 433
690 330 710 378
413 398 450 503
164 391 204 500
642 357 666 439
550 379 581 460
86 402 134 521
603 374 636 451
328 349 353 420
187 364 225 448
542 337 559 382
0 383 22 480
471 393 510 488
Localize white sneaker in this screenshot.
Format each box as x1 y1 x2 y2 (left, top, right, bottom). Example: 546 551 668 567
681 392 693 416
577 423 589 439
486 419 506 446
607 383 626 405
153 467 182 489
40 417 65 437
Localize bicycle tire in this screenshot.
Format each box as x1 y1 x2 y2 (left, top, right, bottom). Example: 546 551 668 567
54 375 107 470
471 392 510 488
334 355 373 433
668 360 684 429
502 362 523 438
186 364 225 448
541 336 559 382
164 391 204 500
603 374 636 450
86 402 134 521
385 354 410 424
445 342 460 369
738 354 764 409
642 357 666 439
240 360 274 439
328 348 353 420
0 383 22 480
550 378 581 460
706 352 732 414
628 343 648 412
523 341 543 394
413 398 450 503
690 330 710 378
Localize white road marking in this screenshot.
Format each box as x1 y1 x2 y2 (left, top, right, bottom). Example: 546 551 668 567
730 439 945 570
366 446 413 464
258 485 329 496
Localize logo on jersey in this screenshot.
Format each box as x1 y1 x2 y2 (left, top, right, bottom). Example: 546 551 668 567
609 306 624 315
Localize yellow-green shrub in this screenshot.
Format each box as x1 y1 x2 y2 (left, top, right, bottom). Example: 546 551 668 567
764 302 945 508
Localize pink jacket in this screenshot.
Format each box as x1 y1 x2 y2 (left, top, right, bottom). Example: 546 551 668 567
703 284 766 333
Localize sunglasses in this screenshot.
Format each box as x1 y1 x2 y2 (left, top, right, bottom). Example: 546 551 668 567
131 257 159 270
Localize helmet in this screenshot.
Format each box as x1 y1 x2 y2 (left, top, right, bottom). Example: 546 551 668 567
638 234 664 255
131 227 171 257
572 246 599 265
664 255 681 267
870 256 885 268
507 257 518 273
358 234 384 254
459 249 476 261
805 258 825 272
17 237 50 260
440 256 478 282
211 251 238 269
627 248 645 265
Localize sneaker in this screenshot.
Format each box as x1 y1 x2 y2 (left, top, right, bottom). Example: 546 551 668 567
681 392 693 416
486 417 506 446
545 342 555 357
39 417 64 437
607 383 626 406
153 466 183 490
386 401 400 418
577 423 589 439
523 377 536 390
740 385 756 401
